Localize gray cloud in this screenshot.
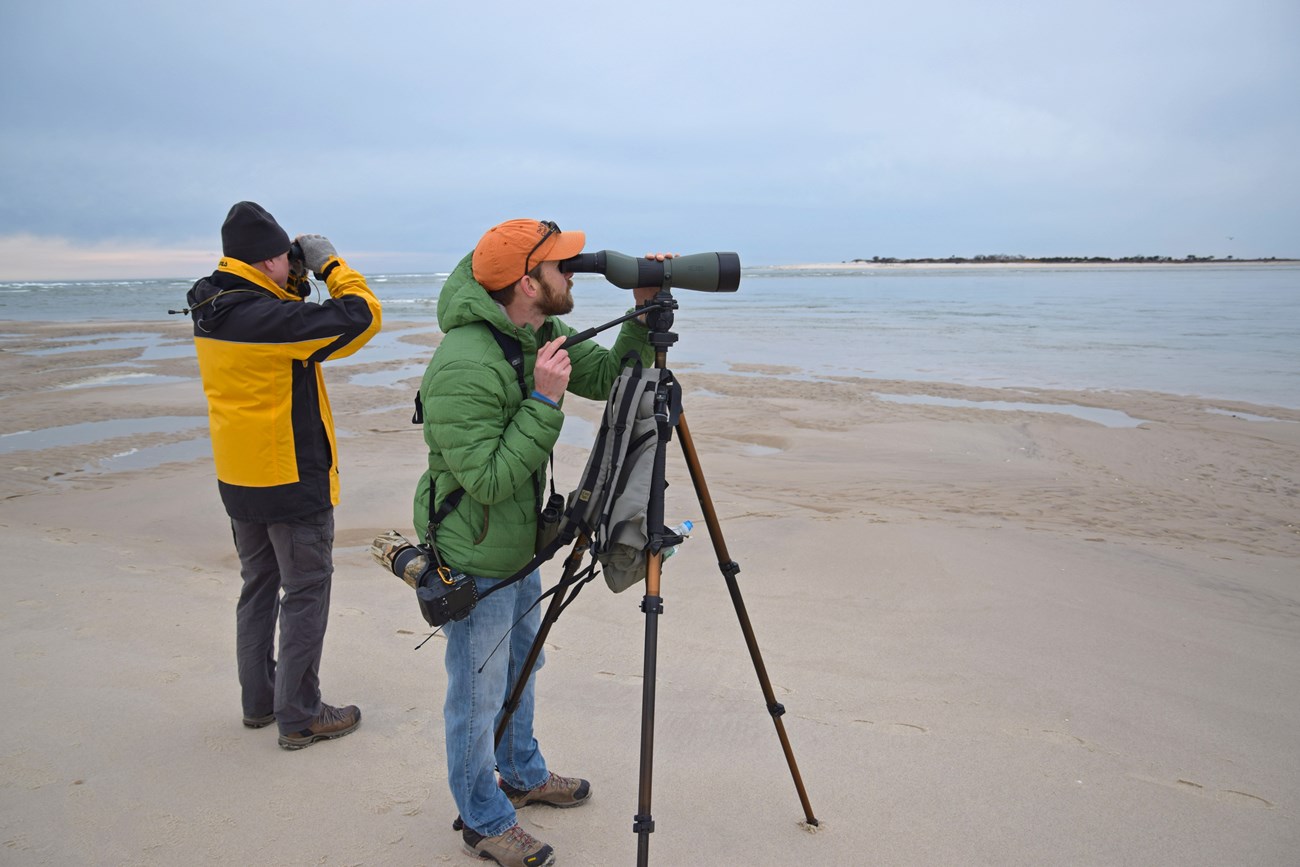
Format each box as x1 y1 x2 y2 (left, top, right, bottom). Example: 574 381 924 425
2 0 1297 279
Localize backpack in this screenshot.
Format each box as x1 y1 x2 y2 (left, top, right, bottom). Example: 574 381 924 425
563 357 681 591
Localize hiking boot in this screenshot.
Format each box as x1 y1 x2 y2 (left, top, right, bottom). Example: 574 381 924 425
462 824 555 867
501 771 591 809
277 703 361 750
242 712 276 729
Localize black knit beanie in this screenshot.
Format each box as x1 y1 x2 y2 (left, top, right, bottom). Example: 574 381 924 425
221 201 290 263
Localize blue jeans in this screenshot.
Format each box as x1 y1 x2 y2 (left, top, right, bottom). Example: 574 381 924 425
443 568 549 837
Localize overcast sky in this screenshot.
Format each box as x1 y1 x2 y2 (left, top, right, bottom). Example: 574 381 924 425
2 0 1297 280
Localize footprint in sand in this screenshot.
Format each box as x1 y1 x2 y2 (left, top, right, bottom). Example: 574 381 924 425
596 670 643 686
1218 789 1274 808
1129 774 1275 809
852 720 929 734
1005 727 1099 751
204 734 240 753
365 784 432 816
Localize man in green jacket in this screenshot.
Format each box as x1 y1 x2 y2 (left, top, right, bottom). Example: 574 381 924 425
414 219 663 866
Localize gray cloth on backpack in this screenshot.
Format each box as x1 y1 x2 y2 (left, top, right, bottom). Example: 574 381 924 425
567 361 678 593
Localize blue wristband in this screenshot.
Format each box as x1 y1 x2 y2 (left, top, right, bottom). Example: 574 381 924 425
530 390 559 408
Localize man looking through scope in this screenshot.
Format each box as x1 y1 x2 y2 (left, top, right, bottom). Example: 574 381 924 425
413 218 673 866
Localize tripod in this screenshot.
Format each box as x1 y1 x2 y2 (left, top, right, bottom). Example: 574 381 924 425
491 290 819 864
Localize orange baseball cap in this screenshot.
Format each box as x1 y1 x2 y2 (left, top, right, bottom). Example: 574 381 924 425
472 219 586 291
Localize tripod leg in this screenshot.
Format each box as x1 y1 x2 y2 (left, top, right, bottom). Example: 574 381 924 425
675 411 820 827
636 553 663 866
634 372 676 867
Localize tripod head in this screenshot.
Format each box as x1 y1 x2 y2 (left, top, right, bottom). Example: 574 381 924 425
561 290 679 353
644 289 678 353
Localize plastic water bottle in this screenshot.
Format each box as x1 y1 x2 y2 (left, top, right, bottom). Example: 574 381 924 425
662 520 693 561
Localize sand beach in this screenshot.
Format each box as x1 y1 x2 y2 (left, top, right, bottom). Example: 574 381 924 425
2 317 1297 865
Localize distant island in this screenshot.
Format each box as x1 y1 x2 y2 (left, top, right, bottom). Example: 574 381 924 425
849 254 1296 264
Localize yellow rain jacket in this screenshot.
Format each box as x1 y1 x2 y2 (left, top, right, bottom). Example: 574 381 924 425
187 257 381 522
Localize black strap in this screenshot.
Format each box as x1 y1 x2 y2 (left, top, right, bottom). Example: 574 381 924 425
485 322 555 510
476 507 578 606
485 322 527 399
429 487 464 528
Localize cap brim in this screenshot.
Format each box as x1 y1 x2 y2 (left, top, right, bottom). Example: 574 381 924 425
539 230 585 263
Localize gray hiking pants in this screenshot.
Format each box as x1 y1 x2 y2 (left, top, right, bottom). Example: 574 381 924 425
230 508 334 735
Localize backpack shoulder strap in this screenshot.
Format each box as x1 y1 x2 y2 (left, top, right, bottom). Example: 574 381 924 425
414 322 526 424
484 322 527 399
416 321 530 532
483 321 552 509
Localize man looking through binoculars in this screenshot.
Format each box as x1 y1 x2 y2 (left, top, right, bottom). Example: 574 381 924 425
413 218 670 866
186 202 382 751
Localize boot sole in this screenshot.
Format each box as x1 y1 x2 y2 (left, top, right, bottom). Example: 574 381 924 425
277 718 360 750
462 842 556 866
505 781 592 810
509 794 591 809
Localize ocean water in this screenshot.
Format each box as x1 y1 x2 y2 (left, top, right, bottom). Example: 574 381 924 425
3 263 1298 408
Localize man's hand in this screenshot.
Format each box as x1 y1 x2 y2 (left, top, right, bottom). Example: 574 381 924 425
295 234 338 275
533 336 572 404
633 252 677 307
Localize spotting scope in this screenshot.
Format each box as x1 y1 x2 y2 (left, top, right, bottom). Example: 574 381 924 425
558 250 741 292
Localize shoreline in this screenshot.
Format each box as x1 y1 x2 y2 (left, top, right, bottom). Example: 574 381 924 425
765 259 1300 271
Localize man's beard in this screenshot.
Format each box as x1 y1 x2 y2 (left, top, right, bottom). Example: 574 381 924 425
538 275 575 316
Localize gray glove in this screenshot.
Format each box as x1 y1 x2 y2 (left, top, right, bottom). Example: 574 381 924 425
295 234 338 275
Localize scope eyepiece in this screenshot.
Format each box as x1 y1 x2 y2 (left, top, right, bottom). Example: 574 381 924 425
557 250 740 293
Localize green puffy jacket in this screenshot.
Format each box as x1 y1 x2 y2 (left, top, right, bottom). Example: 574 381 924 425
412 253 653 579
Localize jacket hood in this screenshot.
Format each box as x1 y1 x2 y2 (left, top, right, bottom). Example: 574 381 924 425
187 258 297 332
437 253 523 337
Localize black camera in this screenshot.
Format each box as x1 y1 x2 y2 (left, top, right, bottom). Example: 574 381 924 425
370 531 478 626
288 240 305 268
416 569 478 627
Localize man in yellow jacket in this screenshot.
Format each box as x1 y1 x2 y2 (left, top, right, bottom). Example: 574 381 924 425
187 201 382 749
